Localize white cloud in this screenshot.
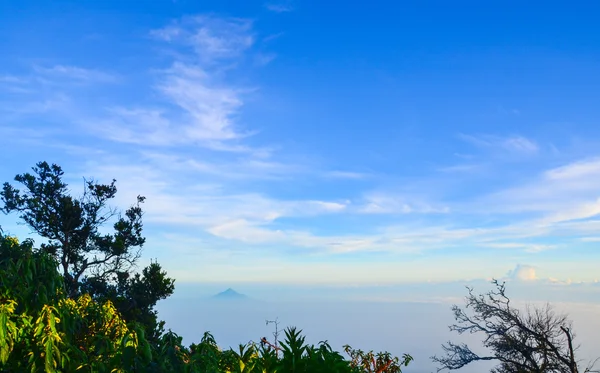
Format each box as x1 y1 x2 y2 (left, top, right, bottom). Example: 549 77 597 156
151 15 255 62
437 164 480 173
0 75 26 84
0 64 115 117
579 236 600 242
83 158 347 224
157 63 248 141
205 219 390 254
502 136 539 153
0 75 33 94
0 94 71 116
32 65 117 83
545 158 600 181
482 242 555 253
134 151 302 180
506 264 537 281
472 157 600 221
0 65 117 90
207 219 286 244
458 133 539 154
307 200 347 212
324 170 371 179
264 2 294 12
357 193 449 214
540 198 600 224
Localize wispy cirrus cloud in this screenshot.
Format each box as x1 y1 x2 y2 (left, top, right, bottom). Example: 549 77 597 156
436 163 481 173
480 242 556 253
323 170 372 179
253 52 277 66
151 15 255 62
157 63 251 141
0 93 71 116
0 64 118 121
264 1 295 13
458 133 539 154
95 67 253 147
82 158 348 224
480 157 600 217
1 65 118 88
0 64 110 113
137 151 302 180
32 65 118 83
545 157 600 180
357 193 449 214
93 15 265 151
437 134 539 175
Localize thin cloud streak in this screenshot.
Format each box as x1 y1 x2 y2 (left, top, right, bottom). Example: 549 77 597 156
458 133 539 154
32 65 118 83
264 2 294 13
477 157 600 217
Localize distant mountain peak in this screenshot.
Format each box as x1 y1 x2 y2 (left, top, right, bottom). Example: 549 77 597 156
212 288 247 300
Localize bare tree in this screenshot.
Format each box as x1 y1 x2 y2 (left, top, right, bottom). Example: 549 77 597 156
431 280 599 373
265 317 282 356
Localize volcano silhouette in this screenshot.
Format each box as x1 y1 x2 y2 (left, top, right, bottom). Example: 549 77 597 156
212 288 248 300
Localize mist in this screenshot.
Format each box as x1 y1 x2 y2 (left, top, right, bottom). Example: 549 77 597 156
156 289 600 373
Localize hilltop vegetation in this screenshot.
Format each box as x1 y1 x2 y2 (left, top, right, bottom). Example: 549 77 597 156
0 162 597 372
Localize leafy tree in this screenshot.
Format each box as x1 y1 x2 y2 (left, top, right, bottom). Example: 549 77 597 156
431 280 599 373
0 161 175 339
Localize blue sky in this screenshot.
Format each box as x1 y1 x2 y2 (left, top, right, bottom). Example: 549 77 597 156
2 1 600 294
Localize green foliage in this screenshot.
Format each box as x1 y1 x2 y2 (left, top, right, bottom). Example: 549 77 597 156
149 325 412 373
0 234 151 372
344 345 413 373
0 234 64 313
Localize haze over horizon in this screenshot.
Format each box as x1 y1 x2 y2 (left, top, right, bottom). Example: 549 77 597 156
156 285 600 372
1 1 600 370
